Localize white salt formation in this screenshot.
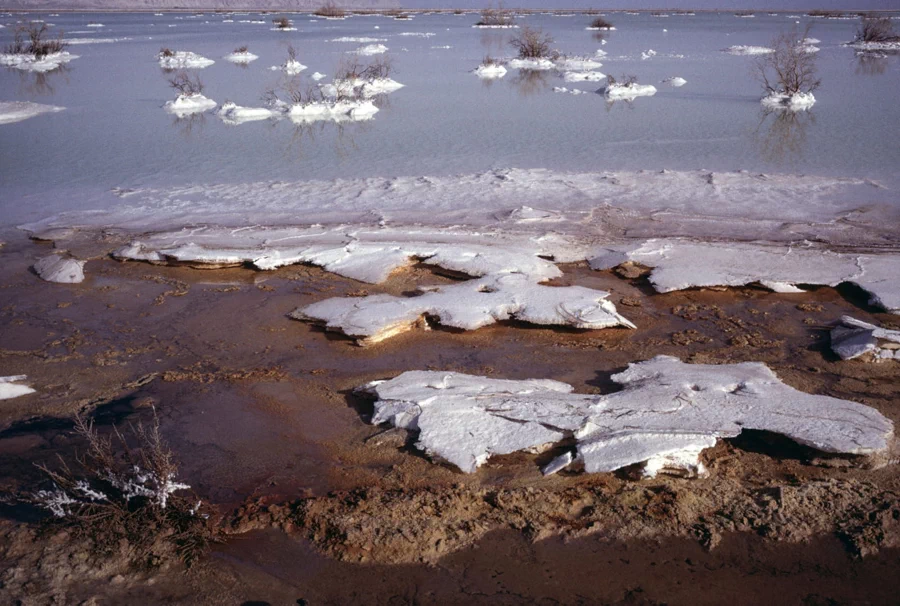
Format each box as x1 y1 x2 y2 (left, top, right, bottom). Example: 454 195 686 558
762 92 816 111
360 356 894 475
33 254 85 283
224 50 258 63
474 63 506 78
0 51 78 72
590 239 900 315
602 82 657 100
164 93 216 116
831 316 900 361
296 273 635 345
0 101 64 125
158 50 214 69
0 376 36 400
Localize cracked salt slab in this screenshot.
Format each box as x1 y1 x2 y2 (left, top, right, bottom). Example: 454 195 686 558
589 239 900 315
360 356 894 475
295 273 635 345
164 93 216 116
831 316 900 361
0 51 78 72
0 376 35 400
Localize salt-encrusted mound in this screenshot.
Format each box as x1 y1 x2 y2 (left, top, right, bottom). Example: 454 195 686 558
846 40 900 51
0 101 64 125
288 99 379 123
553 87 588 95
216 102 278 125
724 45 774 55
355 43 388 55
33 254 85 283
831 316 900 361
564 71 605 82
224 50 258 63
0 376 35 400
158 51 214 69
602 82 657 100
474 63 506 78
586 26 616 31
269 59 307 74
0 51 78 72
663 76 687 87
319 77 404 99
295 273 635 345
331 36 386 43
589 239 900 314
359 356 894 475
472 24 518 29
508 57 556 70
762 92 815 111
557 57 603 71
164 93 217 116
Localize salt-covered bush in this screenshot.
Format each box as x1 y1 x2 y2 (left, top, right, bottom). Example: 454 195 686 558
30 413 216 568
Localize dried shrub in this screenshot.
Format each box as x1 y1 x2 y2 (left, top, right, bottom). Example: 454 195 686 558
734 10 754 17
336 54 393 81
509 26 555 59
7 23 68 58
754 24 821 96
590 16 613 29
273 16 291 29
476 3 514 26
482 55 500 66
234 45 249 53
263 78 323 107
168 71 204 95
855 17 900 43
607 74 637 87
159 47 175 57
314 1 346 18
29 413 217 569
287 43 297 61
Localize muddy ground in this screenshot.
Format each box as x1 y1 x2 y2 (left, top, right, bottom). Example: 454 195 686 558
0 230 898 605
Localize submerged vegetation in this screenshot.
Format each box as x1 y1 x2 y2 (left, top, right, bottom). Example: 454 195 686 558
475 4 514 27
5 23 68 58
855 16 900 44
510 26 556 59
755 24 821 96
314 1 346 18
168 71 204 96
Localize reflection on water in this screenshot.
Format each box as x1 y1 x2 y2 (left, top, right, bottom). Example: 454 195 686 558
16 65 70 97
170 112 207 138
754 108 815 165
853 52 891 76
479 31 509 53
508 69 551 97
284 119 372 163
591 31 606 44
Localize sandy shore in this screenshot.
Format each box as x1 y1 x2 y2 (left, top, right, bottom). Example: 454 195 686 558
0 229 898 604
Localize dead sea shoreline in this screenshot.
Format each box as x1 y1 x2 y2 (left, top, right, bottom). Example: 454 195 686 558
0 224 898 603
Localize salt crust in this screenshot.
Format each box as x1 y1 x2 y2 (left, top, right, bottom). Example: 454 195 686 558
0 376 35 400
831 316 900 361
359 356 894 475
296 273 635 345
589 239 900 314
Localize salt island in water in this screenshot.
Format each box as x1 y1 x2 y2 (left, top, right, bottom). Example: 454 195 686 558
1 5 899 605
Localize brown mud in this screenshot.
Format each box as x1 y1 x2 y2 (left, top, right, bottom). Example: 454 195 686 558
0 231 898 605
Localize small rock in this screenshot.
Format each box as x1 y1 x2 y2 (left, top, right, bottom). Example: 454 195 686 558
364 427 407 448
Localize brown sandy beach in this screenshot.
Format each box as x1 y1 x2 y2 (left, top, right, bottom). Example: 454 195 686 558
0 228 898 604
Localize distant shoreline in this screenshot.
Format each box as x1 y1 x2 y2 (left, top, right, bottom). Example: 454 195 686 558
1 8 895 15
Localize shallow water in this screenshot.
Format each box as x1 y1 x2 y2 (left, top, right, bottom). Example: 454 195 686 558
1 11 899 227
